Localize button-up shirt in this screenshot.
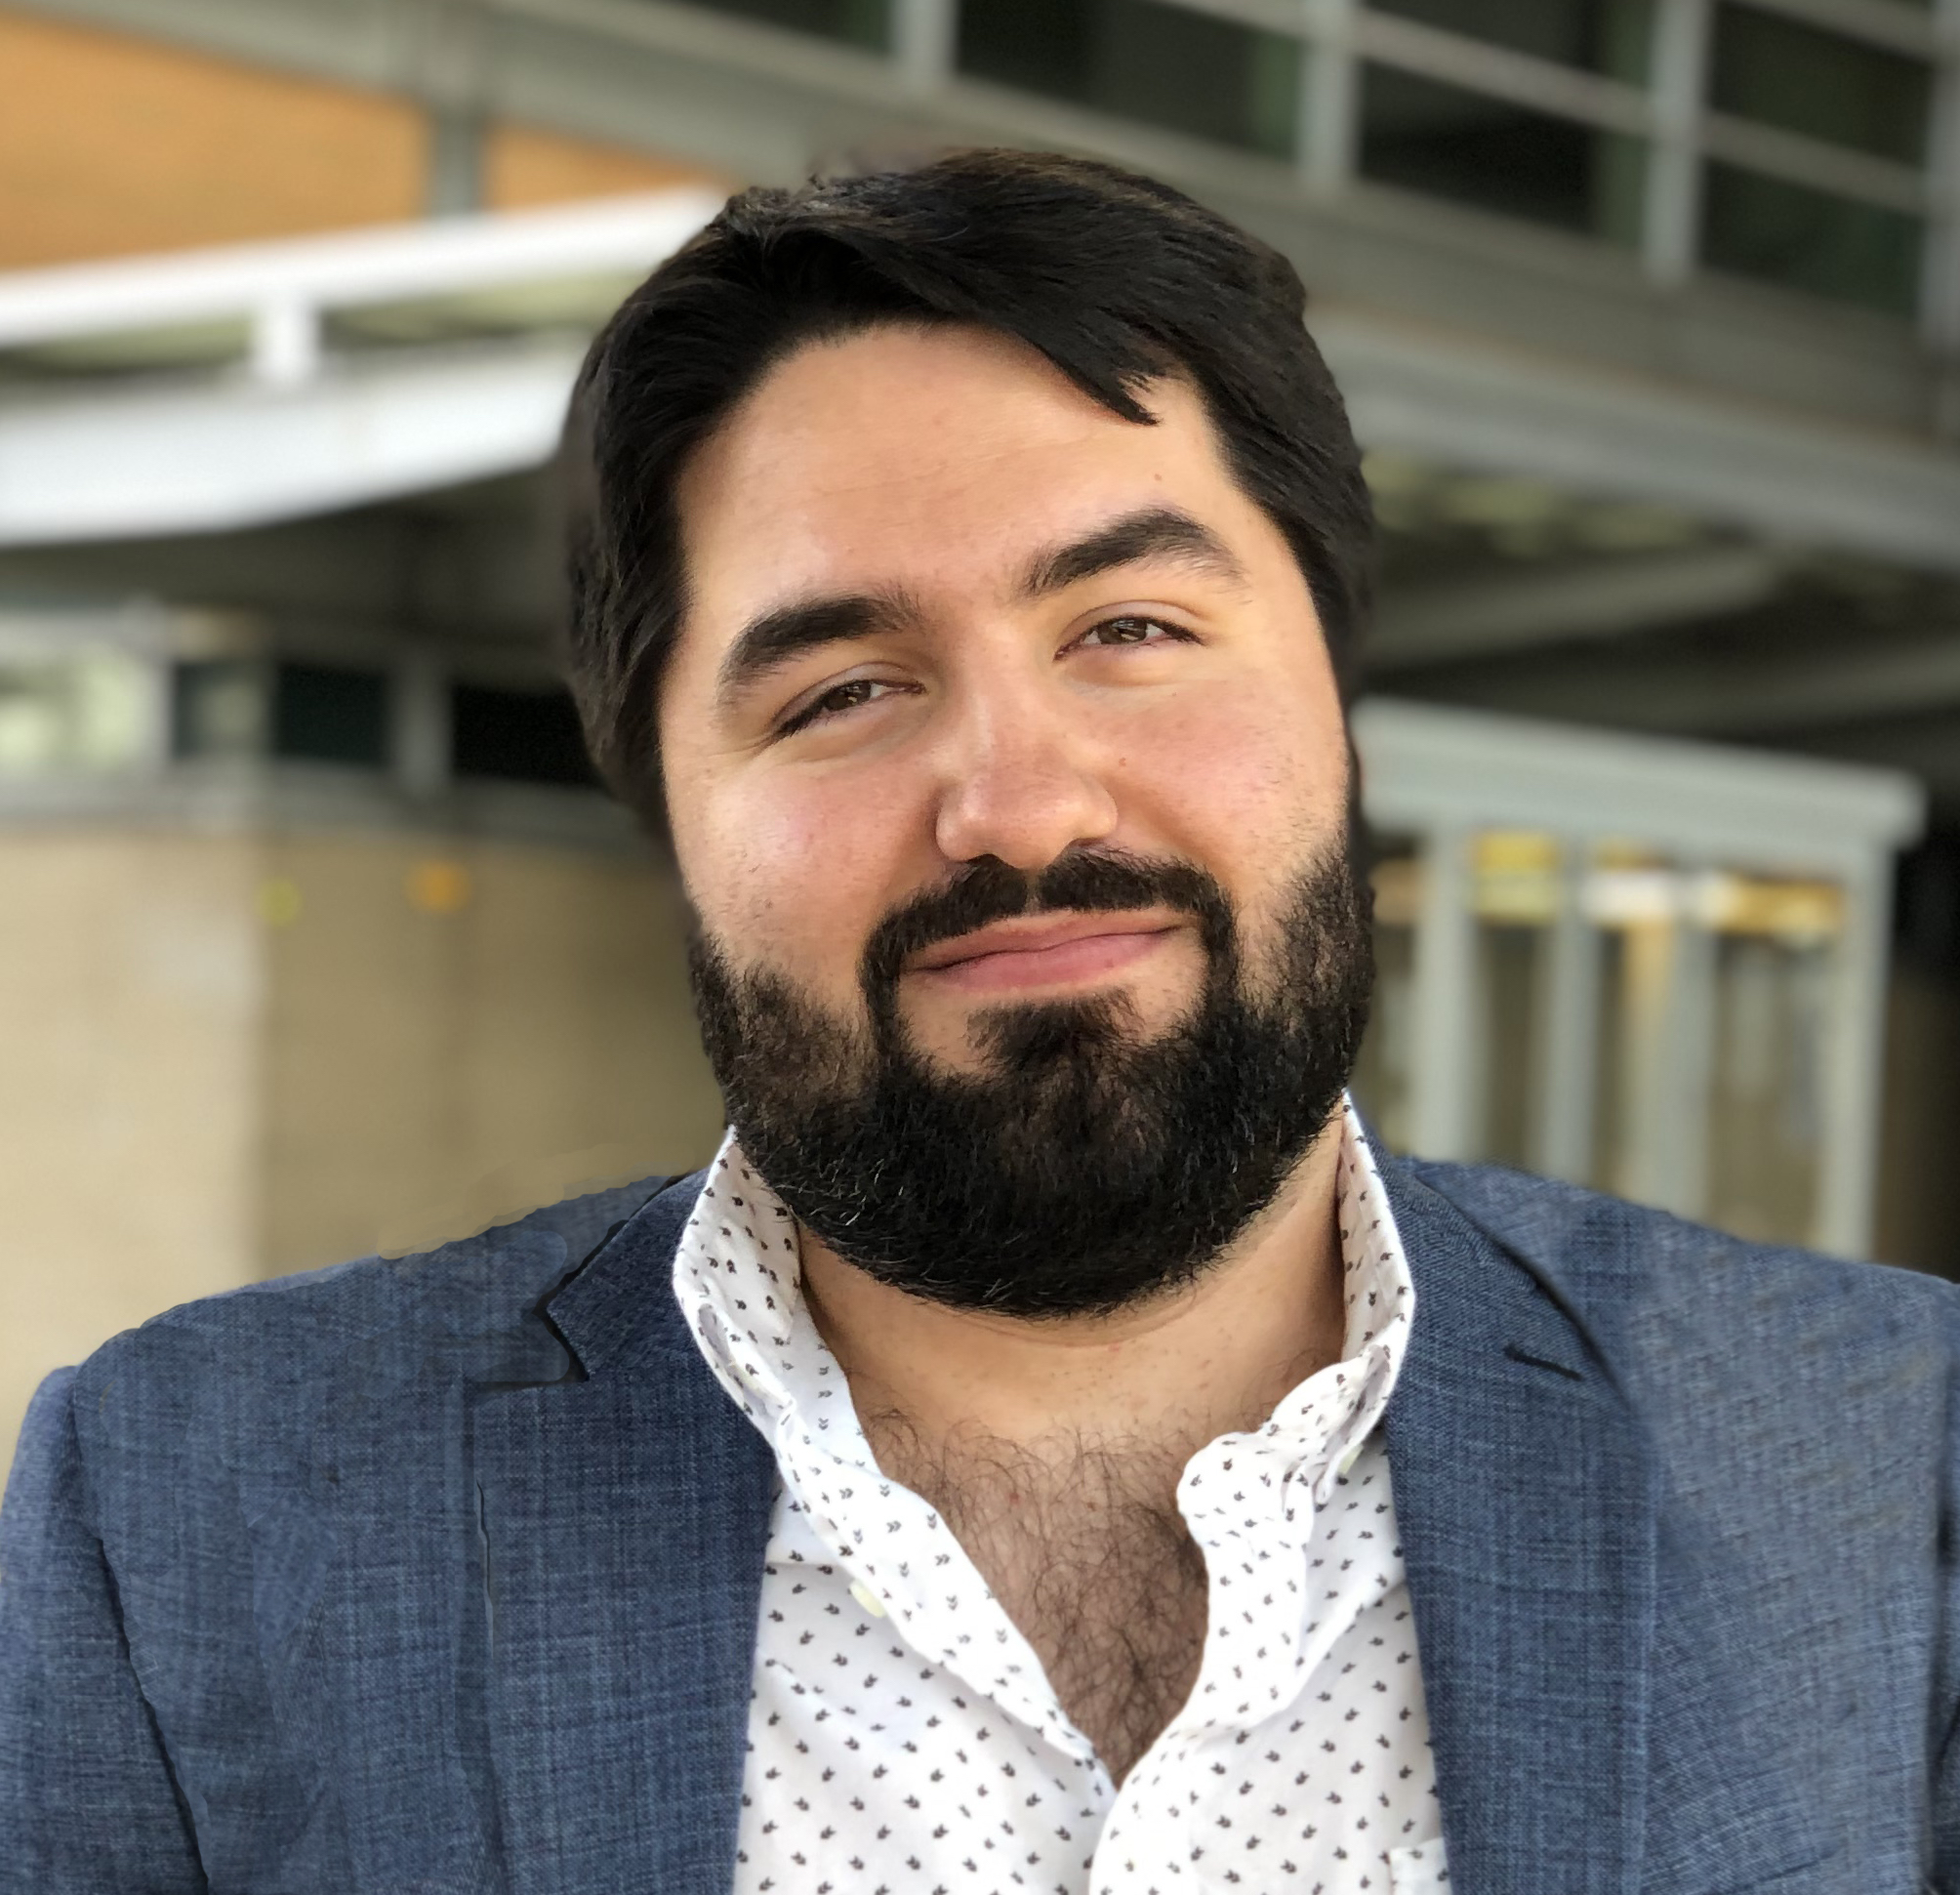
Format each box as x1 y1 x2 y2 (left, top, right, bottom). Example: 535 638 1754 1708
674 1098 1448 1893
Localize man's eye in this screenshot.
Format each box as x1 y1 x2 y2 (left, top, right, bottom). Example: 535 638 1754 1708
780 677 893 735
1077 615 1186 648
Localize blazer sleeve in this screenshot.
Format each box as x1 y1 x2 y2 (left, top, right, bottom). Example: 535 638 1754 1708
0 1368 207 1894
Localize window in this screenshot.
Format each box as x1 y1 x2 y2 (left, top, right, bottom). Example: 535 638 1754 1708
669 0 888 49
451 683 597 789
172 659 265 760
1368 0 1653 81
1710 4 1932 166
1360 64 1645 244
0 653 148 775
272 662 390 766
1700 162 1922 317
958 0 1301 159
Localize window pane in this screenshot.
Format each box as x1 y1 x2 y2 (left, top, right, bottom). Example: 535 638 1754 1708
0 653 148 775
272 662 389 766
668 0 888 49
172 658 265 760
958 0 1301 159
1368 0 1653 81
1360 64 1645 243
1711 4 1931 166
451 683 596 789
1700 161 1921 316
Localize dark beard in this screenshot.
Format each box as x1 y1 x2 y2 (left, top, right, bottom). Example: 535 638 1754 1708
686 833 1373 1319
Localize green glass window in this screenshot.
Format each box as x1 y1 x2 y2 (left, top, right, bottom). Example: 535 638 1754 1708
1700 162 1922 317
1368 0 1653 81
172 659 265 760
1711 5 1931 166
669 0 888 49
957 0 1301 159
451 683 597 789
273 662 390 767
1360 64 1645 244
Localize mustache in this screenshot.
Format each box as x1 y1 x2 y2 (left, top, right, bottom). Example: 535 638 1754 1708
861 847 1235 994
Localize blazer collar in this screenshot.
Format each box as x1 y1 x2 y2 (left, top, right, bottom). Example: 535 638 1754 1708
1381 1156 1657 1895
472 1173 772 1895
473 1157 1669 1895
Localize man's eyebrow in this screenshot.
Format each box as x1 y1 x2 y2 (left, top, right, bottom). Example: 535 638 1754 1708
1018 507 1247 598
715 588 921 710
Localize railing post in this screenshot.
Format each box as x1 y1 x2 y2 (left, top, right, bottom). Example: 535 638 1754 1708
1300 0 1360 195
1409 825 1479 1162
892 0 957 94
1644 0 1711 286
250 298 321 387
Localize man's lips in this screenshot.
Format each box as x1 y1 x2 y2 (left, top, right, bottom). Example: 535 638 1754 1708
903 911 1186 994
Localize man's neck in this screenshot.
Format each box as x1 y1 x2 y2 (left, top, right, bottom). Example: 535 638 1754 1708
796 1116 1349 1467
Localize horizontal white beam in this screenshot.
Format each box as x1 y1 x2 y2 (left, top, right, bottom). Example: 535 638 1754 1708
1355 695 1926 869
0 188 718 352
0 339 586 545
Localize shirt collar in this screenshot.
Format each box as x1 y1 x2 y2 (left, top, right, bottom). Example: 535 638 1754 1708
674 1096 1414 1497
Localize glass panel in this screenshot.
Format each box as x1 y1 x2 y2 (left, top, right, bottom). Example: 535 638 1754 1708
1368 0 1653 81
958 0 1302 159
1700 161 1922 317
172 658 265 760
1582 852 1681 1205
451 683 597 788
1711 4 1931 166
1703 875 1840 1247
0 652 148 775
1359 64 1646 243
272 662 389 767
1469 832 1560 1170
668 0 889 49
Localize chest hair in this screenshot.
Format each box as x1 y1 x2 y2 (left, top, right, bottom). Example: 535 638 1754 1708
867 1416 1209 1785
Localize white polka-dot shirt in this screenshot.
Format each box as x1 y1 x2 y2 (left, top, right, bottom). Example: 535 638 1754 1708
674 1097 1449 1894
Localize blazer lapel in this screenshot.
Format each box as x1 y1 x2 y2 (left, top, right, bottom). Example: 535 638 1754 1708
472 1174 775 1895
1382 1161 1657 1895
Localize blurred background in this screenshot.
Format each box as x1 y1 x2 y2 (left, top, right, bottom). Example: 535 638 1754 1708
2 0 1958 1470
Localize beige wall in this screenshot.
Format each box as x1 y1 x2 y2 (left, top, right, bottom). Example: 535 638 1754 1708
0 831 266 1475
258 830 723 1272
0 823 724 1480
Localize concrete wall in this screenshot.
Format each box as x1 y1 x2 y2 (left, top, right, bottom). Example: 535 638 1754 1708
0 830 265 1476
258 829 723 1271
0 822 725 1478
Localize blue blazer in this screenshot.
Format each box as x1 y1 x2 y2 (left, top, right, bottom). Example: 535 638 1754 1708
4 1156 1959 1894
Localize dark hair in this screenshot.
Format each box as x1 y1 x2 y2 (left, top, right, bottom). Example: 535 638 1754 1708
561 148 1372 831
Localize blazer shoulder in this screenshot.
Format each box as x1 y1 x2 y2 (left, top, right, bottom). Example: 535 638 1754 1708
64 1173 677 1477
1393 1154 1960 1370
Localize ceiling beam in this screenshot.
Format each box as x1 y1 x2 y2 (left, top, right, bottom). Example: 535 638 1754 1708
1419 626 1960 737
1369 543 1786 671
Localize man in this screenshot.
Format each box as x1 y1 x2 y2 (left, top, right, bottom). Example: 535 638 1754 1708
3 150 1956 1895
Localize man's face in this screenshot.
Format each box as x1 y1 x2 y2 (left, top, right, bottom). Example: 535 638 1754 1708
657 322 1368 1312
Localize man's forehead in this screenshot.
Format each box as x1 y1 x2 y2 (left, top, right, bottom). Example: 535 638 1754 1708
674 325 1240 622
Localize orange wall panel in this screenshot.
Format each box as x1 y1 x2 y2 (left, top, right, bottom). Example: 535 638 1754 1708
0 8 428 268
483 123 725 211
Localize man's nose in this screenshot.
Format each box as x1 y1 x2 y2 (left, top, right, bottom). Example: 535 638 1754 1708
930 685 1120 874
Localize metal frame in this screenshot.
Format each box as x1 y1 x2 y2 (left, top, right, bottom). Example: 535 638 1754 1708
643 0 1960 334
1354 696 1925 1259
